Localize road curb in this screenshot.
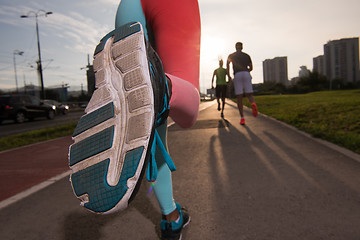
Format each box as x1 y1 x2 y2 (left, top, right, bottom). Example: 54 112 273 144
258 111 360 164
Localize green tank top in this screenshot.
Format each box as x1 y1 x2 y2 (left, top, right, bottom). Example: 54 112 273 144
215 67 227 85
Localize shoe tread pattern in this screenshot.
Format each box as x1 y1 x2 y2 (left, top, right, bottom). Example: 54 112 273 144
72 102 115 137
71 147 143 212
69 126 114 166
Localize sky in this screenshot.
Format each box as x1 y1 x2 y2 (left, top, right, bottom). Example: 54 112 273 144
0 0 360 94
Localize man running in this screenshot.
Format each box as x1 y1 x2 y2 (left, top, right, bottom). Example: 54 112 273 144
227 42 258 125
211 59 228 118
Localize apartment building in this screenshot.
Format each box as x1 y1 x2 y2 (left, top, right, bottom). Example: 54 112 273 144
313 55 326 75
323 37 359 83
263 56 289 85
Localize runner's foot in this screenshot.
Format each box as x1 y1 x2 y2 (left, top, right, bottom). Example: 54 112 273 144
240 118 245 125
251 102 258 117
161 203 190 240
68 22 170 214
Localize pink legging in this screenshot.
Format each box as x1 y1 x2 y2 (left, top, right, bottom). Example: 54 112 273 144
141 0 201 128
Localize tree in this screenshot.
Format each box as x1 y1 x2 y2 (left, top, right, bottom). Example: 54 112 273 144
295 71 329 93
256 82 287 95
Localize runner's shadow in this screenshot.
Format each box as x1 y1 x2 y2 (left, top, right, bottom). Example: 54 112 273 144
63 209 118 240
218 118 230 128
225 101 238 109
210 117 288 198
207 118 264 196
130 178 163 237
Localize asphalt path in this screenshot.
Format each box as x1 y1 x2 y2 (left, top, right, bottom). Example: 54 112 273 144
0 111 84 137
1 100 360 239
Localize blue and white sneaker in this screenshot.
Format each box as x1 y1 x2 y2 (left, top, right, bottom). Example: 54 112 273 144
68 22 170 214
161 203 191 240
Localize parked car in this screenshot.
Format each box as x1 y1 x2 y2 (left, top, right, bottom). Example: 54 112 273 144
0 94 56 124
43 99 69 115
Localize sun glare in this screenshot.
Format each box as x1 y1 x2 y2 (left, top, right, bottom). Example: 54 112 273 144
199 36 228 92
201 36 226 62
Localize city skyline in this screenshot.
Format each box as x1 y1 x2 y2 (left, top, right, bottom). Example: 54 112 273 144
0 0 360 94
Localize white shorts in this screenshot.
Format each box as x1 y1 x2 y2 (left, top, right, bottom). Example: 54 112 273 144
233 71 253 95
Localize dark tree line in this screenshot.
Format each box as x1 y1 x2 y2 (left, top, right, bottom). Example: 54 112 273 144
256 71 360 95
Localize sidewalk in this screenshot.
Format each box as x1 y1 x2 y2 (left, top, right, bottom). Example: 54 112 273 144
1 100 360 240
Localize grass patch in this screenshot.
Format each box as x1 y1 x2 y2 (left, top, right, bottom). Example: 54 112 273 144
242 89 360 154
0 122 77 152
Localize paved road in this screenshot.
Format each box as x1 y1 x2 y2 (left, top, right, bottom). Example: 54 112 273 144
0 111 83 137
1 100 360 240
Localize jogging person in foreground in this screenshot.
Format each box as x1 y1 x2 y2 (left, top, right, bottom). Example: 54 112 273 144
68 0 201 239
227 42 258 125
211 59 228 118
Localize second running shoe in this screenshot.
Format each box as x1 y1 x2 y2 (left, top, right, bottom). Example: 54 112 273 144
251 102 258 117
240 118 245 125
161 203 191 240
68 22 170 214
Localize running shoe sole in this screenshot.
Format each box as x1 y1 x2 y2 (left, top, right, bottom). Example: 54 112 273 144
68 22 155 214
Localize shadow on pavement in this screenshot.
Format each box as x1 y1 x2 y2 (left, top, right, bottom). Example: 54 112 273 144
203 116 360 239
63 177 161 240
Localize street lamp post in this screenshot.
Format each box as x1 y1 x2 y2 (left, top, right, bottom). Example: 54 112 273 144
13 50 24 93
21 10 52 99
